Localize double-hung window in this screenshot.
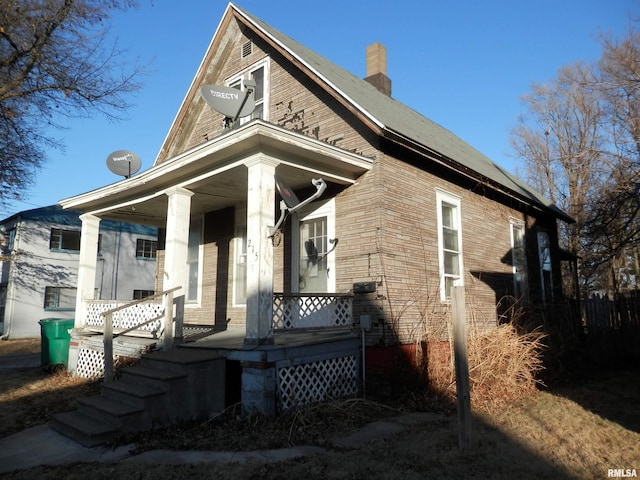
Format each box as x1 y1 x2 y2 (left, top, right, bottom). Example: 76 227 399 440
44 286 76 310
50 228 81 252
436 191 463 301
233 205 247 306
510 220 527 300
186 218 203 304
136 239 157 259
227 59 269 124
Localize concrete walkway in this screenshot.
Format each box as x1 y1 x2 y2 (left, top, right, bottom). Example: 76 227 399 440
0 412 443 473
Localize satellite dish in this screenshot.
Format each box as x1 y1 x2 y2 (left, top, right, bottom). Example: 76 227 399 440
200 84 255 119
275 174 300 209
106 150 141 178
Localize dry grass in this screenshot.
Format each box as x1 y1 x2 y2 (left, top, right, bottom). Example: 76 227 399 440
0 338 101 438
424 321 547 410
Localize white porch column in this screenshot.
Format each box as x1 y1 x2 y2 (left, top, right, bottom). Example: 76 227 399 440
164 187 193 295
75 213 101 328
245 157 278 345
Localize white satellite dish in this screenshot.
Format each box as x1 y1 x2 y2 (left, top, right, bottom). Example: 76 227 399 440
106 150 141 178
201 80 256 126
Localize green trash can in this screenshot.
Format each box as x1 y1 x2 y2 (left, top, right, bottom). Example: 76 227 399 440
39 318 74 368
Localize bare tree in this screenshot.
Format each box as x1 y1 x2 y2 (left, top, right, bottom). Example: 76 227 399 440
510 62 607 295
583 28 640 294
512 23 640 297
0 0 142 207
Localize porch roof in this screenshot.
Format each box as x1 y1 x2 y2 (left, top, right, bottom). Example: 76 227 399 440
59 121 373 226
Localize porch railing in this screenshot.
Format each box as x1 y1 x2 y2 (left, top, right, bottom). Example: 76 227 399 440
272 293 354 330
94 287 183 382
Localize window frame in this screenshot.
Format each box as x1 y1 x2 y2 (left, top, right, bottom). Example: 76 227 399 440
49 228 81 253
186 217 203 305
436 190 464 302
44 286 77 311
233 204 247 307
225 58 270 124
136 238 158 259
509 218 527 300
133 289 155 300
291 199 336 294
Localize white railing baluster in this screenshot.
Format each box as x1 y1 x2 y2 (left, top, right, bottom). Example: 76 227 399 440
98 286 182 380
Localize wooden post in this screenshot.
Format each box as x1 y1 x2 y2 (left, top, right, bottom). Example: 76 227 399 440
163 289 174 351
103 312 114 382
452 285 471 450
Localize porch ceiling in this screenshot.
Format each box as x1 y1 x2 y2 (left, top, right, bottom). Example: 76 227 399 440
59 121 374 226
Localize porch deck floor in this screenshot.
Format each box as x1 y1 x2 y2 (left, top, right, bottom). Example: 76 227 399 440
181 326 359 351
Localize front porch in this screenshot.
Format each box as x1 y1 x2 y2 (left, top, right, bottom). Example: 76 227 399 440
67 292 361 416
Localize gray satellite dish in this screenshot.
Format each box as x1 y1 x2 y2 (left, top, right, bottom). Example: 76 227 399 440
106 150 141 178
200 83 255 119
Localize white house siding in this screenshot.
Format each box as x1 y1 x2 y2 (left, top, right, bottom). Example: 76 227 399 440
0 207 157 339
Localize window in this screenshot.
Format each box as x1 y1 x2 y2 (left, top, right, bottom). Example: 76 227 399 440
510 220 527 299
136 239 157 259
233 206 247 306
537 231 553 303
50 228 80 252
293 199 336 293
186 218 202 304
44 287 76 310
3 228 16 253
133 289 154 300
227 59 269 124
436 191 463 301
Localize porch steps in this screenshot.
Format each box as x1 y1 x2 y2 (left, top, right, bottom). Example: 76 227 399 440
51 348 226 447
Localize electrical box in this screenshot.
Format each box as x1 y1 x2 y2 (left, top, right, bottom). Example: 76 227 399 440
353 281 376 293
359 314 372 331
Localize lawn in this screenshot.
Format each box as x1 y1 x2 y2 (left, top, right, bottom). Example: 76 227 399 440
1 338 638 479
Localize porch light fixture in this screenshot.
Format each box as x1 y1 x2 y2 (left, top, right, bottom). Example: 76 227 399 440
269 176 327 238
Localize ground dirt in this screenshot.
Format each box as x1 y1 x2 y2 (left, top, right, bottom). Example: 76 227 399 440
1 338 639 479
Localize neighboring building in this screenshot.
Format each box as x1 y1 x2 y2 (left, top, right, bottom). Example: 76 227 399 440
0 205 158 339
57 4 572 410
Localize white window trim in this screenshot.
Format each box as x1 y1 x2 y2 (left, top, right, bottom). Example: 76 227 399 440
436 190 464 302
225 57 270 123
509 218 527 299
233 204 247 307
186 217 204 306
291 198 336 293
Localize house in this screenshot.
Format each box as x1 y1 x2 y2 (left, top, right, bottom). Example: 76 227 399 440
0 205 158 339
57 3 571 416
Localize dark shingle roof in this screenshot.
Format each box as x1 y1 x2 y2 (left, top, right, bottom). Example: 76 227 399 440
233 4 572 222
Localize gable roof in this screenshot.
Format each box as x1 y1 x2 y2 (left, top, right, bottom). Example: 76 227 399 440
230 3 572 223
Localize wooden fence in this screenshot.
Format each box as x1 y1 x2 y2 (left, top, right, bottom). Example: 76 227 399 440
582 293 640 362
583 293 640 333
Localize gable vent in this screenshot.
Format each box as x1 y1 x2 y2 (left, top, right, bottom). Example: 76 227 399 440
241 40 253 58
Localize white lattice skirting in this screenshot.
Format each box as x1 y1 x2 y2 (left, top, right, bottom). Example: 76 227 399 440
75 347 123 379
277 355 359 411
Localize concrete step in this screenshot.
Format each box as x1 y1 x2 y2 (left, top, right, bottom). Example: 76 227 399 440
53 347 227 447
141 348 225 373
121 365 188 390
77 395 145 430
100 378 167 409
50 411 118 448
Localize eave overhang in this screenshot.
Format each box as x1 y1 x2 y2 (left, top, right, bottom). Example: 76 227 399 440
59 121 373 226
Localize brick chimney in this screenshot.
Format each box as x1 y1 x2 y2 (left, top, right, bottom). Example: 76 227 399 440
364 42 392 97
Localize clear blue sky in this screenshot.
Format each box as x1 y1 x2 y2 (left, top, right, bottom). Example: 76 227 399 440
2 0 637 217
